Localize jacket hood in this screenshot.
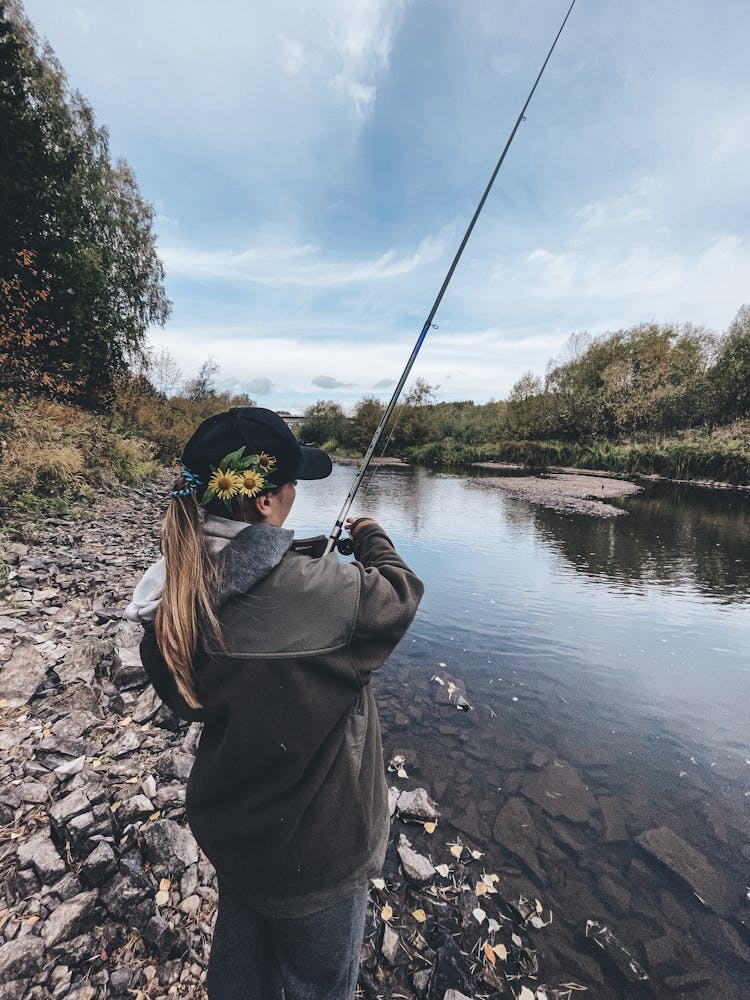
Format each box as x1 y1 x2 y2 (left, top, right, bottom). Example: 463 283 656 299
124 515 294 623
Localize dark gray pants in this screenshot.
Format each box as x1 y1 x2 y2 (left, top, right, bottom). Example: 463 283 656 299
206 887 368 1000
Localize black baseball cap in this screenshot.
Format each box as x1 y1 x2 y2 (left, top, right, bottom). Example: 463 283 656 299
182 407 331 493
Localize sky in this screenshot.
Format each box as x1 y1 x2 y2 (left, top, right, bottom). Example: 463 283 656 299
20 0 750 412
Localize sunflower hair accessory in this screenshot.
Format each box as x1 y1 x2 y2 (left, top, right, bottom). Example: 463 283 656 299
169 468 202 498
201 447 277 512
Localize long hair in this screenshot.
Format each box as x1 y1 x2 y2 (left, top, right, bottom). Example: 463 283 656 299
154 480 224 709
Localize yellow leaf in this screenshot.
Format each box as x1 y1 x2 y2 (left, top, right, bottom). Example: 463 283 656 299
434 863 450 877
412 909 427 923
381 903 393 922
483 941 496 965
423 821 437 834
124 776 140 784
155 890 170 906
512 932 523 948
159 878 171 892
396 767 408 779
475 881 488 897
110 801 121 812
535 898 543 914
147 811 161 822
493 943 508 961
449 843 463 859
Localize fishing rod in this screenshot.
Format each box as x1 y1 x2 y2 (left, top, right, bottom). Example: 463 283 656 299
323 0 577 556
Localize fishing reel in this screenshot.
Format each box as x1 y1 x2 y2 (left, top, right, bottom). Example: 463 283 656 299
291 535 354 558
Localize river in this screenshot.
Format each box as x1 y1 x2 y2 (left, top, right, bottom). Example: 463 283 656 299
289 463 750 998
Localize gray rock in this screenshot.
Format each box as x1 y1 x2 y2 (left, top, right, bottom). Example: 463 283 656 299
520 760 597 824
80 841 118 886
154 749 193 782
583 919 649 983
141 819 199 876
18 781 48 804
107 728 146 758
388 786 400 818
16 829 66 883
0 642 48 707
598 796 628 843
50 711 97 740
182 721 203 755
0 937 45 985
131 685 161 723
49 789 91 827
141 915 190 960
116 794 155 827
108 968 134 994
56 641 108 687
381 923 400 965
0 979 30 1000
397 787 438 823
636 825 733 914
48 873 83 902
41 890 99 948
397 834 435 885
100 873 148 919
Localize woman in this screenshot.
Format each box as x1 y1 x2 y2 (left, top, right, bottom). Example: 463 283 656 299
125 406 423 1000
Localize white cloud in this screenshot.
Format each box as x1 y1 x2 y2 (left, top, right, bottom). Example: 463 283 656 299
161 235 443 287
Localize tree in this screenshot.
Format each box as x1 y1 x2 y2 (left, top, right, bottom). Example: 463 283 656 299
152 348 182 396
298 401 348 446
184 358 219 402
0 2 170 405
712 305 750 422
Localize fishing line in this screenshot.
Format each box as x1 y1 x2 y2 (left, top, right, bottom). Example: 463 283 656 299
325 0 577 555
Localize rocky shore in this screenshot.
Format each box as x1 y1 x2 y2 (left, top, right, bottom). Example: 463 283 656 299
469 471 643 517
0 483 582 999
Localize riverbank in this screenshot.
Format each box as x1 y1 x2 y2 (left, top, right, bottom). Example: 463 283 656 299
470 471 643 517
0 484 582 1000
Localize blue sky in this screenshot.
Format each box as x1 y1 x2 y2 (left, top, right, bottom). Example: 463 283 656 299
22 0 750 412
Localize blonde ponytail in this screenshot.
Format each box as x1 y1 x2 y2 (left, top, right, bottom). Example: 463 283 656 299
154 481 224 709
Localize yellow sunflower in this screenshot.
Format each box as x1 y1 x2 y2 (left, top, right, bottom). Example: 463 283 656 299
239 469 265 497
208 468 242 500
258 452 277 473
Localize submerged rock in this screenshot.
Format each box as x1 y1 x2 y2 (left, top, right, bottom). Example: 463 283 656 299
635 825 733 914
397 834 435 885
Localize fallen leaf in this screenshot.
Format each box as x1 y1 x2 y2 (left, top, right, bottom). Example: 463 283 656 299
423 821 437 834
381 903 393 922
475 882 488 897
493 943 508 961
396 767 408 779
535 898 543 914
472 907 487 924
412 909 427 923
434 863 450 877
159 878 171 892
487 918 501 933
370 877 386 891
155 890 169 906
393 755 405 764
110 801 121 812
530 915 547 929
470 849 484 860
512 932 523 948
519 988 535 1000
147 811 161 822
483 941 496 965
449 843 464 859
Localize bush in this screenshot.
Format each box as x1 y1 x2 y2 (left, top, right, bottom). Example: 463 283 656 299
0 395 157 510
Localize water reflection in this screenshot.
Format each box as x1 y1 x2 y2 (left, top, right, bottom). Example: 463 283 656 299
526 482 750 602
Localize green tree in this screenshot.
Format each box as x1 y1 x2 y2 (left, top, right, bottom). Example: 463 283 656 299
712 305 750 422
298 401 348 446
0 2 170 405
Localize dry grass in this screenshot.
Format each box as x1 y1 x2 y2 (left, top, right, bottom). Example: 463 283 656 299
0 396 158 509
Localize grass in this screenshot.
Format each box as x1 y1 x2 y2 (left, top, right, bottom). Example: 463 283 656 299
0 396 159 517
404 431 750 484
